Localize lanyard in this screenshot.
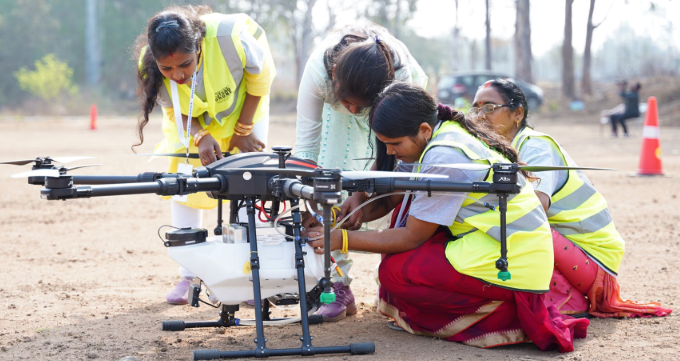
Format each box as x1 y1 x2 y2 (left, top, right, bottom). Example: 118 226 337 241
170 68 198 163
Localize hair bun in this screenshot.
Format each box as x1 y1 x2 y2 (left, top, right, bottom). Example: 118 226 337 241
437 103 453 120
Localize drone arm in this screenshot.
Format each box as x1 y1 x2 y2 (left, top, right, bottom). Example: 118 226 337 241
40 176 225 200
277 178 315 201
72 175 146 185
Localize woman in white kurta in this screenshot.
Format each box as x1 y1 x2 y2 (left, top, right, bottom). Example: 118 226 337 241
294 24 427 322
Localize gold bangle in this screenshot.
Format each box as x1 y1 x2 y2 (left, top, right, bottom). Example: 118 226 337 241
234 123 252 132
193 129 210 147
233 127 253 137
233 130 253 137
236 122 254 130
341 229 348 254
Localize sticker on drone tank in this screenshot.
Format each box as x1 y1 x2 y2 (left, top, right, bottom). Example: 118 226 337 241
243 261 251 274
172 163 193 202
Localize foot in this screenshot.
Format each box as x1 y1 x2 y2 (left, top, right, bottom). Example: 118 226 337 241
245 299 265 307
623 133 630 138
166 278 192 305
611 133 618 138
387 320 406 332
315 282 357 322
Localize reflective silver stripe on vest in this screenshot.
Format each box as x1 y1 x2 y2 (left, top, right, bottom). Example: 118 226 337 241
429 129 503 162
551 207 614 236
253 24 264 39
547 172 597 217
215 16 244 121
486 205 546 241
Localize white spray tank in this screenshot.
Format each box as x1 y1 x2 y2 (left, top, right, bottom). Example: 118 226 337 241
164 225 323 305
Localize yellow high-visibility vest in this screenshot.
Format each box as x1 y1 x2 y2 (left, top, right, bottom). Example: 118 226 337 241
418 122 553 292
138 13 274 209
512 127 624 274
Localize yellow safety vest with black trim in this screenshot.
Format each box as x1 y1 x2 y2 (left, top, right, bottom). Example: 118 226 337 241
138 13 274 209
512 127 625 274
418 122 553 292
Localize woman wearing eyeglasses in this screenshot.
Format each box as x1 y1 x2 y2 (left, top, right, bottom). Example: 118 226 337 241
308 82 589 352
471 79 671 318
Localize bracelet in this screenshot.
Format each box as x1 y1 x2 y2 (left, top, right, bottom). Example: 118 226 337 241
341 229 349 254
234 122 253 137
236 122 253 130
193 129 210 147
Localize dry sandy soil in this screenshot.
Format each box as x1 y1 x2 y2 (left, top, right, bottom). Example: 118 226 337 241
0 114 679 361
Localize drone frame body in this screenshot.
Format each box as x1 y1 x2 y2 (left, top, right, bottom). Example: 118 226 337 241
19 147 533 360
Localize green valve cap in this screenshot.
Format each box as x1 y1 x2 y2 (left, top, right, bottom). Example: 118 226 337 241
320 292 336 304
497 271 511 282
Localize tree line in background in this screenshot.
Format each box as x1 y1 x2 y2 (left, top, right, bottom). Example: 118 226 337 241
0 0 677 112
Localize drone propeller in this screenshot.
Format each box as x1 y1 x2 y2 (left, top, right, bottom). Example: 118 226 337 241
10 164 102 179
135 153 230 159
401 163 491 171
0 156 95 166
518 165 618 172
11 169 60 178
402 163 618 172
220 167 448 180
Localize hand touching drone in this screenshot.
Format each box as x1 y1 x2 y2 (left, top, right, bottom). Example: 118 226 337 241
305 227 342 254
229 132 266 153
337 192 367 230
197 133 225 165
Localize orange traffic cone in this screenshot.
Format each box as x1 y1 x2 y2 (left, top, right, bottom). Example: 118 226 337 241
90 104 97 130
635 97 663 175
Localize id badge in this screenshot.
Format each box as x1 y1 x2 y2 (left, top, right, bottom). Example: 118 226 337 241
172 162 193 202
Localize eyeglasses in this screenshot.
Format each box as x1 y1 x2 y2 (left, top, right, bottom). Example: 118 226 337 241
467 104 509 118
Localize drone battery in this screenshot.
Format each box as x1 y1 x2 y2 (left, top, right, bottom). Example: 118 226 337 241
164 228 208 247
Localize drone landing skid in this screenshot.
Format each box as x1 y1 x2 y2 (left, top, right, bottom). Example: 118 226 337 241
162 197 375 360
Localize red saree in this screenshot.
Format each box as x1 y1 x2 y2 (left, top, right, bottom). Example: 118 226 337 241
378 203 589 352
546 229 672 318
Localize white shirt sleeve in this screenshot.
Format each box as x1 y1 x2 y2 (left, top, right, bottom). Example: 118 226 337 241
240 28 265 75
408 147 489 226
293 49 328 162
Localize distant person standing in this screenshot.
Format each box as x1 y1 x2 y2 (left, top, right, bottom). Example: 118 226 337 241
610 82 641 138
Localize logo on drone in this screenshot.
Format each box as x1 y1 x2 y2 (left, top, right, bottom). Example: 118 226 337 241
499 176 511 182
331 184 336 190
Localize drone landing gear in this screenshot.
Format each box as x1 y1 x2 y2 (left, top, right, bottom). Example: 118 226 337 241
163 197 374 360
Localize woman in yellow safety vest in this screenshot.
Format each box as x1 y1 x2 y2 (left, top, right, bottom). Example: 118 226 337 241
472 78 671 318
309 83 589 352
134 5 275 304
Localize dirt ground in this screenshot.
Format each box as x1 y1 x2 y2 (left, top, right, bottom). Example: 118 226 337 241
0 114 679 361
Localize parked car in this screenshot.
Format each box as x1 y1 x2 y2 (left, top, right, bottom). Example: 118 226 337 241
437 72 544 111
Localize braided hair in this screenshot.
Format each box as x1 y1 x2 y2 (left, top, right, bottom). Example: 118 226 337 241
132 5 210 150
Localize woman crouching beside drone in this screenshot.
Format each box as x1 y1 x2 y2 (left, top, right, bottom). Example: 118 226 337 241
307 82 588 352
134 5 275 304
294 24 427 322
471 79 671 319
